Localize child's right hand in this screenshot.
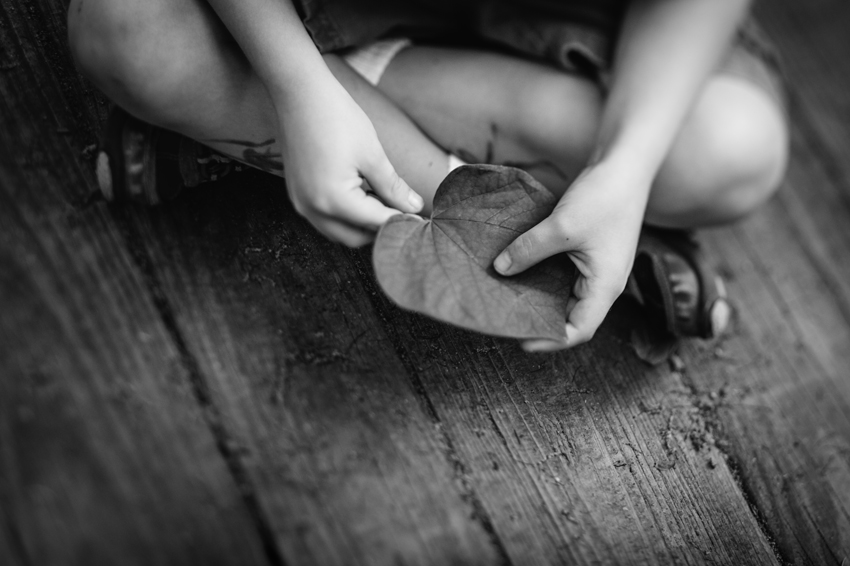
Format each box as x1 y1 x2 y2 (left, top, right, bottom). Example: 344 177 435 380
278 78 423 247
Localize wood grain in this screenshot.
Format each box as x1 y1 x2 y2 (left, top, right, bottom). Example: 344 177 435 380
754 2 850 317
756 1 850 195
661 4 850 563
0 511 27 566
677 166 850 565
0 2 272 565
126 168 784 564
348 251 780 565
0 184 266 566
116 178 502 566
2 0 850 563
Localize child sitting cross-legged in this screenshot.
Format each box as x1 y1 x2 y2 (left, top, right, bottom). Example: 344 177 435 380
67 0 789 350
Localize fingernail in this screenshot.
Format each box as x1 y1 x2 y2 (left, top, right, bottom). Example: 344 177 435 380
408 191 424 210
494 252 512 275
523 340 566 353
564 323 576 348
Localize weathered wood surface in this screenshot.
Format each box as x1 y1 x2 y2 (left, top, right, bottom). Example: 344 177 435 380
122 173 777 564
681 119 850 565
675 4 850 564
0 2 272 565
0 168 267 566
356 281 779 564
1 0 849 564
118 187 501 565
1 510 25 566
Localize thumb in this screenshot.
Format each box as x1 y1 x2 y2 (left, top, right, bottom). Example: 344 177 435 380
362 153 424 214
494 217 565 276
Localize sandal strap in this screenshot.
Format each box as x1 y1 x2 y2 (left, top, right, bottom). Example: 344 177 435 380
633 227 729 339
98 107 164 205
98 106 239 205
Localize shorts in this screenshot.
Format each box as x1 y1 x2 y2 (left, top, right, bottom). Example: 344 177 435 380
293 0 786 112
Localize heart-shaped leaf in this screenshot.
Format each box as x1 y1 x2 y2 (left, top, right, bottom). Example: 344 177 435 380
373 164 575 341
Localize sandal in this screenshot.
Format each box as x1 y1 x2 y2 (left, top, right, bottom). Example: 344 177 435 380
95 106 238 205
627 226 731 340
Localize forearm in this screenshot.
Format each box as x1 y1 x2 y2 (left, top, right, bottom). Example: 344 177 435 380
205 0 333 102
593 0 751 189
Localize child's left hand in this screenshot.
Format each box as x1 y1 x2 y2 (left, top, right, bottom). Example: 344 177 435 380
493 160 652 351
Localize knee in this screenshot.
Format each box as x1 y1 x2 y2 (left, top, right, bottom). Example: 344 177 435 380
67 0 193 127
700 86 788 222
660 78 789 226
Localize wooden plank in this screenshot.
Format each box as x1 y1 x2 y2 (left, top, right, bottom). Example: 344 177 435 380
756 0 850 194
126 172 784 564
119 180 501 566
0 512 27 566
12 0 108 138
319 7 850 561
677 178 850 565
3 1 508 563
672 63 850 563
0 181 267 566
348 255 780 565
752 1 850 314
7 0 844 564
0 4 273 566
658 3 850 562
65 5 792 566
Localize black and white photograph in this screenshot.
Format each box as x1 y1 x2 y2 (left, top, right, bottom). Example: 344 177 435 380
1 0 848 564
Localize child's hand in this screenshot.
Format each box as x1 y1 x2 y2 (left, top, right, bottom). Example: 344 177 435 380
494 161 651 351
279 79 423 247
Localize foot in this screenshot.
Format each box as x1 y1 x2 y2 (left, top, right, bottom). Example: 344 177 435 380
628 227 731 340
96 106 239 205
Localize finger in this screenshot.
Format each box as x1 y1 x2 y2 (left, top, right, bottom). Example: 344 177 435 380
521 337 569 353
494 216 565 276
361 153 424 214
519 296 578 352
566 295 579 316
319 188 406 231
563 278 617 347
312 215 375 248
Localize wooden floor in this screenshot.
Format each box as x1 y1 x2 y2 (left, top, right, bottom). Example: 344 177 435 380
2 1 849 564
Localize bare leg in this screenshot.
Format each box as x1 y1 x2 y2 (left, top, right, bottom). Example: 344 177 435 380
377 48 600 193
68 0 787 227
68 0 448 210
378 46 789 227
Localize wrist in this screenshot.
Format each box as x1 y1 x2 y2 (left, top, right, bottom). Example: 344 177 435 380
267 60 337 106
590 145 657 195
591 104 679 184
